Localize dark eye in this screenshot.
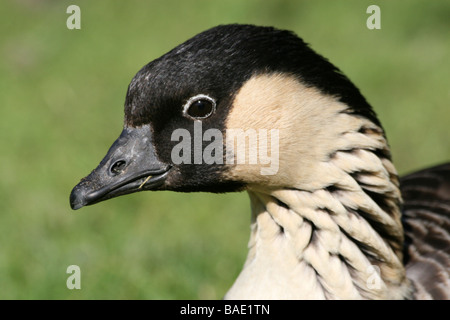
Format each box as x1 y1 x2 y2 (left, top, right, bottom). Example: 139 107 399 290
183 94 216 120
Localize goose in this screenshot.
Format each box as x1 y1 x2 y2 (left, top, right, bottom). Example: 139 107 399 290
70 24 450 300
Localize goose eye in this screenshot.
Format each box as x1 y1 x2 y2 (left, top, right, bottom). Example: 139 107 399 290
183 94 216 120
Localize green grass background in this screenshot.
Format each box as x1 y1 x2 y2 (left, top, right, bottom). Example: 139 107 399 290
0 0 448 299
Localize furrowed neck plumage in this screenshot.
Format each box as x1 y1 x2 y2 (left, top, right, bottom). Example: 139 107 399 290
224 73 413 299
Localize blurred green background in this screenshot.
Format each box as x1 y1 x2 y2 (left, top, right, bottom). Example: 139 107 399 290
0 0 448 299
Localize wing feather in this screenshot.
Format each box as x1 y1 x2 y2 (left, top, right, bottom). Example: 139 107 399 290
401 163 450 299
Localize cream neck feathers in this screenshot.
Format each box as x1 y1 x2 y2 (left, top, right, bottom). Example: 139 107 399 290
224 73 412 299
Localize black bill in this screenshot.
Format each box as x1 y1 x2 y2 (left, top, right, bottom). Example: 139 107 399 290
70 125 171 210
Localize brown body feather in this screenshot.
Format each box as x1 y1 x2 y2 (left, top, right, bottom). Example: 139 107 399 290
401 163 450 299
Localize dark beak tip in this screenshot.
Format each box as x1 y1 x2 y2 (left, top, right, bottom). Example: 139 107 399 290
71 202 84 210
70 184 87 210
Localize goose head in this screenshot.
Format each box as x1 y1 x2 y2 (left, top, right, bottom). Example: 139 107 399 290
70 24 381 207
70 24 412 299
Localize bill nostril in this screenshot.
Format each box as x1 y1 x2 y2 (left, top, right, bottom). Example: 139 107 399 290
110 160 127 175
